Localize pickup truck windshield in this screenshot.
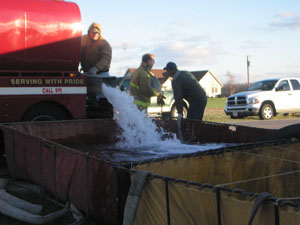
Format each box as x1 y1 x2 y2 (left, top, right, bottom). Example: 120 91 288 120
247 79 278 91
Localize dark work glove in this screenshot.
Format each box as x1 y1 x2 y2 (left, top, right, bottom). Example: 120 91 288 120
157 93 166 106
88 66 99 75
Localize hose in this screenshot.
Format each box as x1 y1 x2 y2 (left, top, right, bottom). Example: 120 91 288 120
0 189 42 214
69 202 85 225
0 198 67 224
123 170 150 225
247 192 274 225
177 115 183 140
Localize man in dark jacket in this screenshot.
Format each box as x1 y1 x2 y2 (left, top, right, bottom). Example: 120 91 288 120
164 62 207 121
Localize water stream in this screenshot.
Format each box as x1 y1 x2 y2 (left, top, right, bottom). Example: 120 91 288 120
101 84 230 161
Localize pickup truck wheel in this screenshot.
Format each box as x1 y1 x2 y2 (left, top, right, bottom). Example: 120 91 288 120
22 104 69 122
171 106 187 118
259 103 274 120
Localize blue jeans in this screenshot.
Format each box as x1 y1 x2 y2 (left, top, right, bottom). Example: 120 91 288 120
187 96 207 121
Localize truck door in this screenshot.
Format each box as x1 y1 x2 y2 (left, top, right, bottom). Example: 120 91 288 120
289 79 300 111
274 80 293 112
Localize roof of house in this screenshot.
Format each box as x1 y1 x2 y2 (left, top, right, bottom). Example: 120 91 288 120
127 68 165 79
190 70 209 81
191 70 223 87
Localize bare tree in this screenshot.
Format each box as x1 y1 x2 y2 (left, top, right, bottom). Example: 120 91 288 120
227 71 236 95
222 72 249 97
222 72 236 97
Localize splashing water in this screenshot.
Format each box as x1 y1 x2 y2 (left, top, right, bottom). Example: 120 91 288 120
102 84 167 148
102 84 231 157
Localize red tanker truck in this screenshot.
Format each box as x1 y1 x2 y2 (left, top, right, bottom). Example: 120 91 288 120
0 0 115 123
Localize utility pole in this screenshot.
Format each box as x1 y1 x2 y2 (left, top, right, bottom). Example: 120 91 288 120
118 43 128 75
247 55 250 87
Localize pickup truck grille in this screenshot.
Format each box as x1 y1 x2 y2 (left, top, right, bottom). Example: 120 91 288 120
227 96 247 106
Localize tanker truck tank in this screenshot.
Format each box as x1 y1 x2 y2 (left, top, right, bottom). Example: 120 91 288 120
0 0 82 72
0 0 116 121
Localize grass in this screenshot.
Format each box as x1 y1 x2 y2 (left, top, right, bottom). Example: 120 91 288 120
206 97 226 108
203 97 300 123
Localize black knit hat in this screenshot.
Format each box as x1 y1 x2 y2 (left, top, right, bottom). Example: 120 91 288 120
164 62 177 70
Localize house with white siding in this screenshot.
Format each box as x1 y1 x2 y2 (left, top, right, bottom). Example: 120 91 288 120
161 70 223 98
191 70 223 98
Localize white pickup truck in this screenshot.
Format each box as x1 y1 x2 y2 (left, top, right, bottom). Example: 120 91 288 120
224 78 300 120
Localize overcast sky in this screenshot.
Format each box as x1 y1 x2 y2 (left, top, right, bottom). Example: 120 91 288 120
73 0 300 84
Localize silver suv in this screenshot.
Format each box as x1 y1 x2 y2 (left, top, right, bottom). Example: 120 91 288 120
118 75 188 117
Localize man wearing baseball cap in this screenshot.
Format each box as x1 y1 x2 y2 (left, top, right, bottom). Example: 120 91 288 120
164 62 207 121
80 22 112 75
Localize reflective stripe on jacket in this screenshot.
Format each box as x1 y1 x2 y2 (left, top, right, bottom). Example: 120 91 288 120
130 62 158 107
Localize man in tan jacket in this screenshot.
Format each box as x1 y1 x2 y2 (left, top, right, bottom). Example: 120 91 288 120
80 22 112 75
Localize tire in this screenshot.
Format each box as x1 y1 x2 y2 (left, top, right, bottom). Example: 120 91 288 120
22 103 69 122
171 106 187 118
259 103 274 120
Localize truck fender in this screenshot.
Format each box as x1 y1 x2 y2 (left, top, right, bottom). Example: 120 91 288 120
259 101 276 114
